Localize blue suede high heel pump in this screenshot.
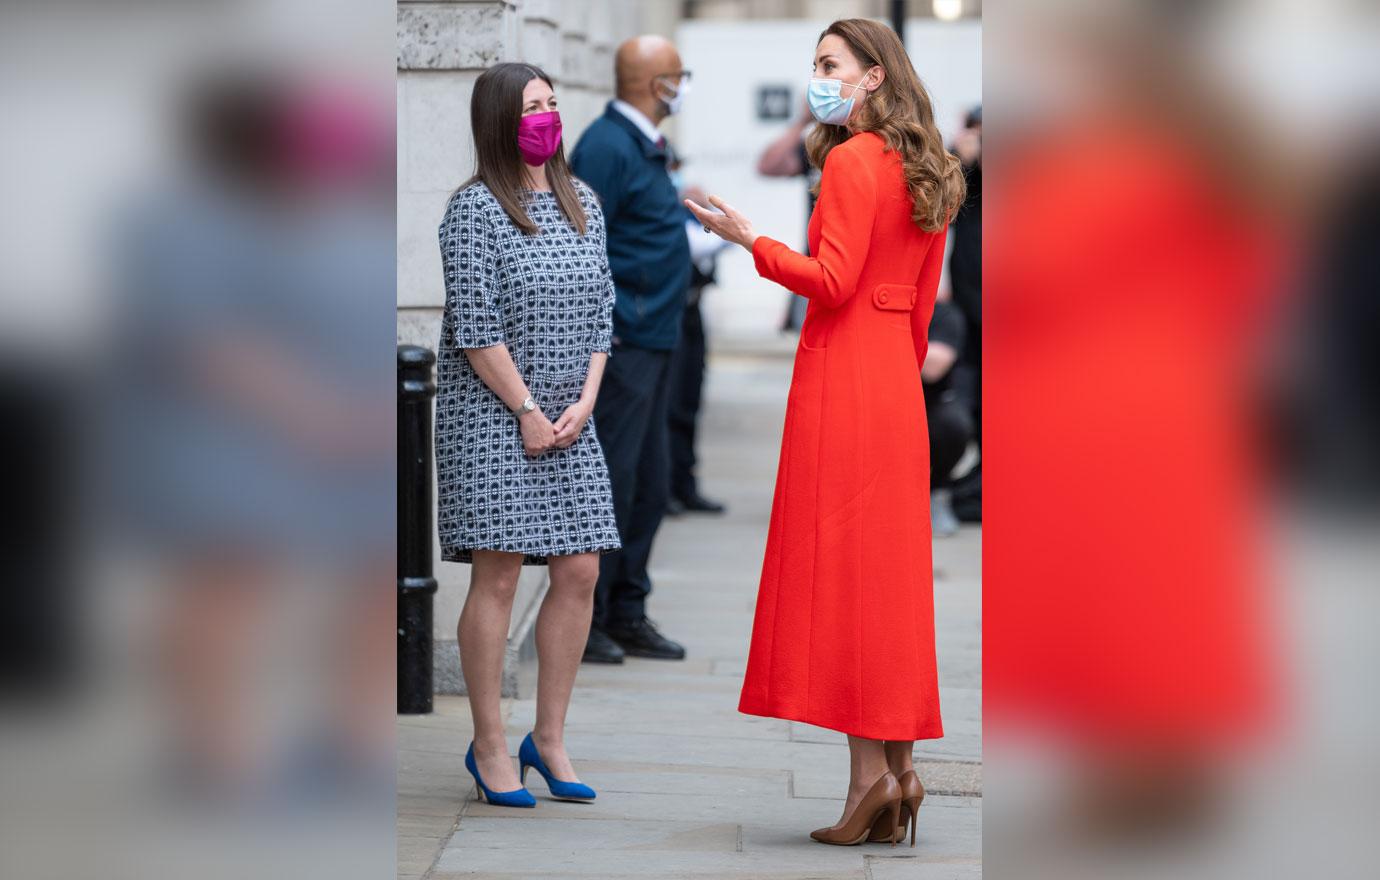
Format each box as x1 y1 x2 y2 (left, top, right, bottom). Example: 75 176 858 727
519 733 597 802
464 741 536 808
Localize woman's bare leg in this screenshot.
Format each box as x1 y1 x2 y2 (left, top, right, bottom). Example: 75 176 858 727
884 740 916 777
459 549 524 791
530 551 599 781
834 735 893 827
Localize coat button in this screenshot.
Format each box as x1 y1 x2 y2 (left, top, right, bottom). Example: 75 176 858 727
879 292 889 304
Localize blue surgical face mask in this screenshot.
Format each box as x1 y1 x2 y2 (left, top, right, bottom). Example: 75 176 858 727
806 72 873 126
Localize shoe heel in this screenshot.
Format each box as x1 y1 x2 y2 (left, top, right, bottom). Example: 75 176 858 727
888 800 902 847
519 732 597 803
465 741 536 809
905 796 922 847
867 809 894 843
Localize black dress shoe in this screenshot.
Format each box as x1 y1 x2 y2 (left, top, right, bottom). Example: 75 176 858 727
675 492 727 514
605 617 687 660
582 627 625 664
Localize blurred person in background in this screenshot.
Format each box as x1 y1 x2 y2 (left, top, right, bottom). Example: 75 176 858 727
947 105 982 523
1282 139 1380 510
922 297 975 537
435 62 620 808
984 8 1292 856
688 19 966 847
570 35 693 665
757 99 822 333
665 146 730 516
112 71 395 802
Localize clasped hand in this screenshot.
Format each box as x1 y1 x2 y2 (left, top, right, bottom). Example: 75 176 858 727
520 398 592 456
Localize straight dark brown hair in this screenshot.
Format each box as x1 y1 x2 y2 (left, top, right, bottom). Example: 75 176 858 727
459 62 587 236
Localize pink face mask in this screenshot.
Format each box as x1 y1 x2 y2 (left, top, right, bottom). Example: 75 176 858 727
517 110 562 167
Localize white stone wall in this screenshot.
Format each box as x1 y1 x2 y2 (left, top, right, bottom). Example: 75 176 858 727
397 0 675 691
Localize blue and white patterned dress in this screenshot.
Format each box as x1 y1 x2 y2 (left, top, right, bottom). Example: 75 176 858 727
435 179 621 565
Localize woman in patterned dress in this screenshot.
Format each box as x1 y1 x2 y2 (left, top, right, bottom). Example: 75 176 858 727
436 62 620 807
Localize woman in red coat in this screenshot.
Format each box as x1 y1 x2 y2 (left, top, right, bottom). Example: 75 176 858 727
688 18 967 847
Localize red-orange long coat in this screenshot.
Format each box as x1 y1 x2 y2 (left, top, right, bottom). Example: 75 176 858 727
739 131 946 741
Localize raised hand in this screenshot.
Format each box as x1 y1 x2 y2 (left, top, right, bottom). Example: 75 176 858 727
684 195 759 251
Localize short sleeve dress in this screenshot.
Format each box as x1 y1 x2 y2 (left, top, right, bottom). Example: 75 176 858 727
435 179 621 565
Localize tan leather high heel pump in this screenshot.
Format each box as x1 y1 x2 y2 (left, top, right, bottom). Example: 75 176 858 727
867 769 925 846
809 772 903 846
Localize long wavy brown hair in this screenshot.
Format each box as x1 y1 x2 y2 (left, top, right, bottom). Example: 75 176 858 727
806 19 965 232
459 62 587 236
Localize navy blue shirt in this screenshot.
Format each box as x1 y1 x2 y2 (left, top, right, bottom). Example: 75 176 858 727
570 103 690 351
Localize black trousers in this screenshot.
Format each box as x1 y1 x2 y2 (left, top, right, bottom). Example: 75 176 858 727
927 388 975 489
591 345 673 629
668 294 707 501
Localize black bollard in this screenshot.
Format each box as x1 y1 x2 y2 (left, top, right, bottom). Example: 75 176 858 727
398 345 438 714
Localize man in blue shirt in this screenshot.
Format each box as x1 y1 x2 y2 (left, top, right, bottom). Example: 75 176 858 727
570 35 692 664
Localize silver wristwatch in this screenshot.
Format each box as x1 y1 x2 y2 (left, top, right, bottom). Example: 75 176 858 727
513 396 537 417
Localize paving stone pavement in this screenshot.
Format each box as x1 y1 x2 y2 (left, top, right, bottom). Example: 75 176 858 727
398 350 982 879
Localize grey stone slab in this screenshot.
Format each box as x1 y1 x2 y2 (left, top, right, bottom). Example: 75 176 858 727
442 816 739 855
910 718 982 764
396 760 468 789
468 788 799 825
434 870 865 880
787 722 848 746
547 768 788 798
911 763 983 798
551 729 851 774
438 844 876 876
398 811 461 839
397 2 519 71
399 791 471 818
738 800 980 862
398 726 472 756
397 833 444 877
867 857 983 879
399 778 472 805
713 659 749 677
934 687 983 723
